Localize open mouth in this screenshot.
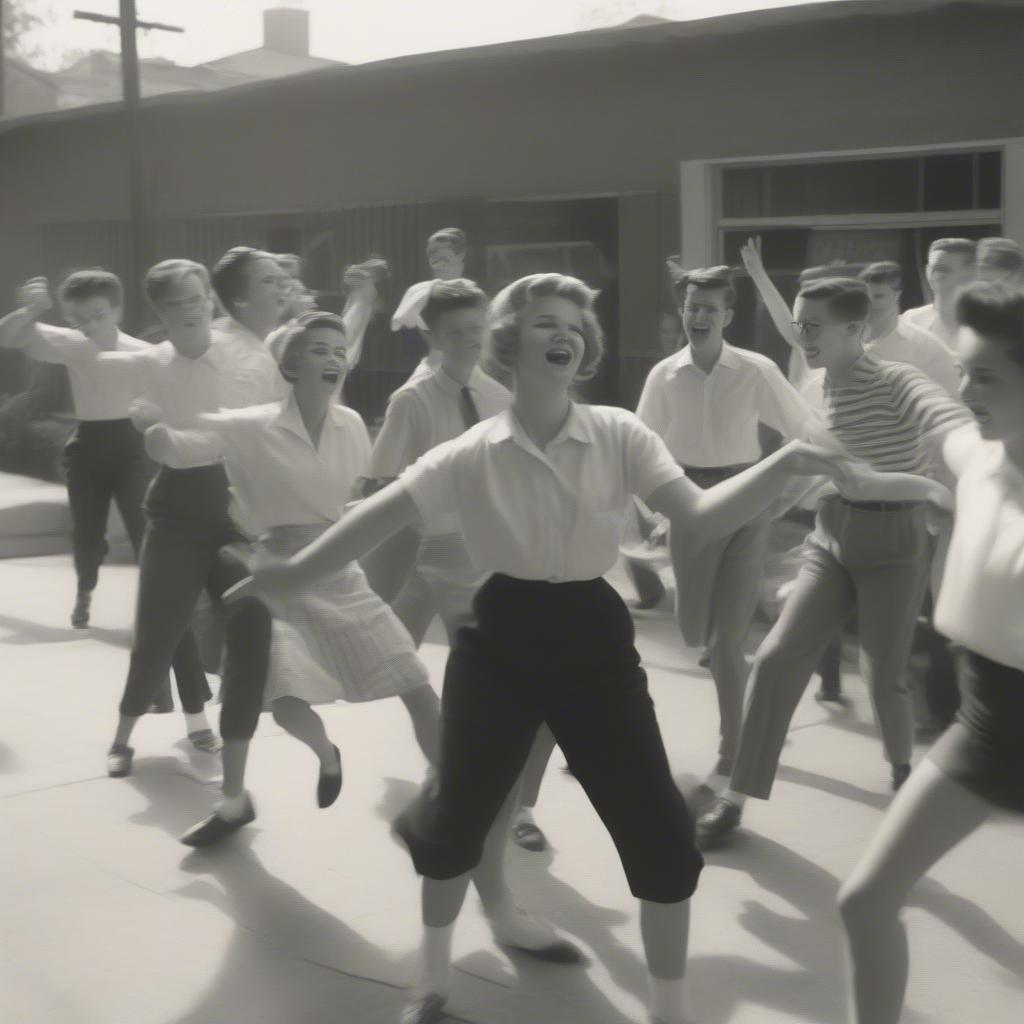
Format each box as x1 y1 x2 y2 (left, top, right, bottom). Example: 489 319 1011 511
545 347 573 366
321 369 341 384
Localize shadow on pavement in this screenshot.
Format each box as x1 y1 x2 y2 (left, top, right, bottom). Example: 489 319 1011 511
125 772 406 1024
0 611 131 649
775 764 891 811
375 775 640 1024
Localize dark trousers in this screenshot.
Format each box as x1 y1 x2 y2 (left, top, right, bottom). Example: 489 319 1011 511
118 466 271 737
62 419 153 593
395 574 704 903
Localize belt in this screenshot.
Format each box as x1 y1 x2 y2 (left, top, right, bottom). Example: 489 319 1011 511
680 463 755 488
837 498 925 512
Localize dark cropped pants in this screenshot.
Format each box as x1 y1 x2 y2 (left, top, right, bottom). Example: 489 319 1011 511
394 574 704 903
118 465 270 737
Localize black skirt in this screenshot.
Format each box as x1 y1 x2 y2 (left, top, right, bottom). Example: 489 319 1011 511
927 648 1024 812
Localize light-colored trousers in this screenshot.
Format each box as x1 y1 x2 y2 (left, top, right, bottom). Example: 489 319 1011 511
731 498 931 799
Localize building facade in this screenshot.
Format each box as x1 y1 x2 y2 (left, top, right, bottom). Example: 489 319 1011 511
0 0 1021 421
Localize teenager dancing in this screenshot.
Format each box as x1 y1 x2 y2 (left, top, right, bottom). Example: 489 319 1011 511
229 273 851 1024
839 281 1024 1023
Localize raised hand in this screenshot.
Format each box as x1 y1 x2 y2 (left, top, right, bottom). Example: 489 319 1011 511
18 277 53 318
664 255 686 285
739 236 765 277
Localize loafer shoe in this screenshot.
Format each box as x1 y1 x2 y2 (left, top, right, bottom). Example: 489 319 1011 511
696 797 743 850
106 743 134 777
180 795 256 847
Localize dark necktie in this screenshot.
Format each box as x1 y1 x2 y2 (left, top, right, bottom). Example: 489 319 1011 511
459 386 480 430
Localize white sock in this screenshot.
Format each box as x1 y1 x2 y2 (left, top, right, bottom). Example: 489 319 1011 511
185 711 211 734
416 924 454 997
722 789 747 809
649 975 688 1024
217 791 249 820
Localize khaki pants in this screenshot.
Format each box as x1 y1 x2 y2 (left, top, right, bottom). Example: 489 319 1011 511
731 498 931 799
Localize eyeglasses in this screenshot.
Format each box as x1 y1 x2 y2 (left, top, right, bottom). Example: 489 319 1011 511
791 321 823 339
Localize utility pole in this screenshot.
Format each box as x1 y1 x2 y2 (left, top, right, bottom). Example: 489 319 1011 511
74 4 182 315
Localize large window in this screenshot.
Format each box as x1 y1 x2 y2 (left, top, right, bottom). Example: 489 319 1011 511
712 149 1004 364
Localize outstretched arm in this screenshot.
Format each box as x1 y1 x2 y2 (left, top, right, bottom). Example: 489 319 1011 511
227 481 422 604
646 439 852 544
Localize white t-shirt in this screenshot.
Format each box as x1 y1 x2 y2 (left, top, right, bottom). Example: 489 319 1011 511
400 403 685 582
934 425 1024 672
901 304 956 351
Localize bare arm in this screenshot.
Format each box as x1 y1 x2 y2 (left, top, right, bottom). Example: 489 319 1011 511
837 464 954 510
646 440 851 545
339 268 378 371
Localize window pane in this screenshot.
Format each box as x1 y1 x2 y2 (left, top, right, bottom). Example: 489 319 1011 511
922 153 974 211
722 167 766 218
766 159 918 216
978 150 1002 209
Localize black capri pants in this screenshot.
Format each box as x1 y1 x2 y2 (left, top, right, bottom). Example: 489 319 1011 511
118 465 271 739
394 574 704 903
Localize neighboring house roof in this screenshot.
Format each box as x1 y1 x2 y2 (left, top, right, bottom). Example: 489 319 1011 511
202 48 340 80
3 57 59 118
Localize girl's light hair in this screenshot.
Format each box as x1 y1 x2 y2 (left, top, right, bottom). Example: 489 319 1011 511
485 273 604 382
143 259 210 310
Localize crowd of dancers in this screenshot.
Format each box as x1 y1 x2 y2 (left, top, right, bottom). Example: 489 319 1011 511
1 227 1022 1024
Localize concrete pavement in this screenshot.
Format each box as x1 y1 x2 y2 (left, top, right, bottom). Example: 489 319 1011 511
1 554 1022 1023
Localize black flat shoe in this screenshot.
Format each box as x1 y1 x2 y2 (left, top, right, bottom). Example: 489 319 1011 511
71 592 91 629
181 795 256 847
891 763 912 791
687 783 718 817
696 797 742 850
317 746 343 808
106 744 134 777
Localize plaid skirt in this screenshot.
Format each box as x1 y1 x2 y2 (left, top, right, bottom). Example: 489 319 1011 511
261 524 430 706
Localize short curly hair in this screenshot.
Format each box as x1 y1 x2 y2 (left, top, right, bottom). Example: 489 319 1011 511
485 274 604 383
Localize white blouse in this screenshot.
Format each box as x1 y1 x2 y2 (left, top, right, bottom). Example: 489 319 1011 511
400 403 685 582
935 426 1024 672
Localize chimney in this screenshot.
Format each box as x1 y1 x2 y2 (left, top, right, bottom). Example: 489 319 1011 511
263 7 310 57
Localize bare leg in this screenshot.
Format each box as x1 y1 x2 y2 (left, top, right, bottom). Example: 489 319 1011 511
641 899 692 1024
271 696 335 765
221 738 251 800
838 759 992 1024
399 684 442 766
113 713 141 748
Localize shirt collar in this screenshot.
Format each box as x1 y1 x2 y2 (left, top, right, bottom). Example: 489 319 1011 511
665 340 739 379
486 402 594 450
824 348 880 388
271 392 348 448
433 364 478 396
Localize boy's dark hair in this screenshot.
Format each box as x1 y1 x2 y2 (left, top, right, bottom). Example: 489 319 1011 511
211 246 273 316
797 277 871 322
978 237 1023 273
421 278 488 329
675 265 736 309
956 281 1024 367
859 261 903 290
58 269 123 307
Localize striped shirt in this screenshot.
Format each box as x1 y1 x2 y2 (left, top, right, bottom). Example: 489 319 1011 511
822 351 969 474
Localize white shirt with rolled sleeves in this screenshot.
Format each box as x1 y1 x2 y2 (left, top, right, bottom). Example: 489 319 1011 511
399 403 686 583
371 364 511 535
145 394 370 537
25 328 150 421
934 426 1024 673
636 342 820 466
103 332 285 468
